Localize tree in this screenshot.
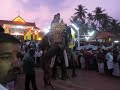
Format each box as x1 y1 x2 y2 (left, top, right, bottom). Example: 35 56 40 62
101 14 112 31
87 13 93 24
87 13 94 29
110 19 120 35
74 5 87 23
93 7 105 30
70 4 120 40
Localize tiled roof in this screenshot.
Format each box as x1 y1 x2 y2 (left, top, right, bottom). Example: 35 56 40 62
96 31 115 39
0 20 36 27
34 26 40 30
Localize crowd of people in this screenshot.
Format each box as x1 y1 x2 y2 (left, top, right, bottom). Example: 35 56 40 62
70 46 120 77
20 40 120 79
78 41 113 47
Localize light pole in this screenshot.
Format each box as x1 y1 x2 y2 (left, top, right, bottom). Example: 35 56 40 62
71 24 80 50
77 29 80 50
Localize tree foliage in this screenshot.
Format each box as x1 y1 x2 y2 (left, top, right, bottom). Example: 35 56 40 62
71 4 120 36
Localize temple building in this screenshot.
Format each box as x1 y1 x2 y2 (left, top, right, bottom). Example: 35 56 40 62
0 16 42 40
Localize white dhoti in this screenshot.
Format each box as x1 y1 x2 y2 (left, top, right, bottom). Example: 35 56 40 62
112 63 120 77
98 63 104 73
80 57 85 69
107 61 113 70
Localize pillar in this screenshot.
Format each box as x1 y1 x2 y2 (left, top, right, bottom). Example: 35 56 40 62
36 31 39 40
24 34 27 40
27 28 32 40
5 25 10 34
33 33 35 40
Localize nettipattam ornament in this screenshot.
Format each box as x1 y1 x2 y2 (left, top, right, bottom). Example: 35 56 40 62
51 22 66 45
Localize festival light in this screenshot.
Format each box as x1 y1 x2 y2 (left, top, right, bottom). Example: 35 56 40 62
16 25 23 29
71 24 79 31
11 32 24 35
43 26 50 34
71 23 80 50
38 37 42 40
88 31 95 36
114 40 119 43
34 31 37 35
85 36 90 41
71 28 76 35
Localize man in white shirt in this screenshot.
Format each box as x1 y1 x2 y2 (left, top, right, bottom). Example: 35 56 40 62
35 49 42 67
105 50 113 75
0 32 20 90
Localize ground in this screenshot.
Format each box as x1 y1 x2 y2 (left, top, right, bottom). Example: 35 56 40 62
15 68 120 90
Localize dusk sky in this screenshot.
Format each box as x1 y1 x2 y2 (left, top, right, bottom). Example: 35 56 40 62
0 0 120 29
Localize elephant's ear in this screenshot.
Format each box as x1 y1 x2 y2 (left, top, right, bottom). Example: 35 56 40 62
40 35 50 51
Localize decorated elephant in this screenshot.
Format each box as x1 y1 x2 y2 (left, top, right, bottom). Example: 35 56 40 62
41 13 72 89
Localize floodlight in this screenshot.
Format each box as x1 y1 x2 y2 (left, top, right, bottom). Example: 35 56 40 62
88 31 95 36
114 40 119 43
71 28 76 34
85 36 90 41
71 24 79 31
43 26 50 34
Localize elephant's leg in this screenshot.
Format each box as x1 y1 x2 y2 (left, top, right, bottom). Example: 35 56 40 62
51 57 58 80
60 55 69 80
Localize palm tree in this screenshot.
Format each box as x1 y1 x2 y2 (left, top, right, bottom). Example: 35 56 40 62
87 13 94 28
101 14 112 31
74 4 87 23
87 13 93 23
110 19 120 35
93 7 105 30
